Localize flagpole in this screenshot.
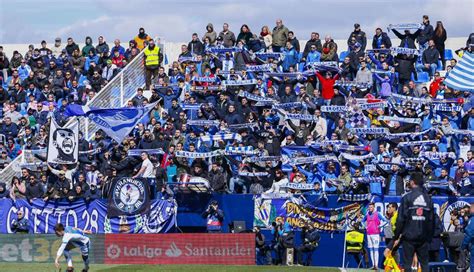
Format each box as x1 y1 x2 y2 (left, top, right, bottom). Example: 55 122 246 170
342 214 348 268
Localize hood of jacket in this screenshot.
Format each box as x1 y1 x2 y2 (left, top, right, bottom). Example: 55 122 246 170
206 23 214 32
85 36 92 45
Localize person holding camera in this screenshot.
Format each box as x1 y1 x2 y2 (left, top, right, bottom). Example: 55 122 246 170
461 203 474 272
201 200 224 233
11 209 29 233
254 226 271 265
296 224 320 266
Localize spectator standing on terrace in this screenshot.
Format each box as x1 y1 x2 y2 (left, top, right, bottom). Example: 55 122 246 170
134 27 152 51
302 32 323 59
372 28 392 49
272 19 289 52
143 39 163 90
418 15 434 49
348 23 367 51
288 31 300 53
433 21 447 69
237 24 254 45
260 26 273 50
202 23 217 44
65 37 80 56
321 35 338 61
188 33 204 56
218 23 236 48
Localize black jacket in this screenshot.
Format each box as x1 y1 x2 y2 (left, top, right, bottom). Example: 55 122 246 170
393 29 421 49
394 187 435 243
418 23 434 45
422 47 440 65
372 32 392 49
347 30 367 51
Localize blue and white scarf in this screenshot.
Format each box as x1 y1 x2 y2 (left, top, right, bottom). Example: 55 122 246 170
335 80 372 89
391 47 420 56
420 151 456 160
387 23 424 32
238 171 269 177
398 140 439 147
351 127 389 134
272 102 306 110
192 76 217 83
384 127 435 139
339 152 374 161
336 145 369 152
255 52 284 60
180 103 211 111
222 79 257 86
128 148 165 156
282 183 315 190
358 102 388 110
175 150 222 158
287 155 337 166
447 129 474 136
208 47 242 54
224 146 258 155
391 93 431 104
338 193 371 202
321 105 347 112
200 133 242 142
239 91 275 103
248 156 282 163
246 64 273 72
265 72 304 79
311 140 348 148
378 115 421 124
187 120 220 127
432 104 462 112
285 113 317 121
178 56 198 63
352 176 385 184
193 86 223 91
227 122 259 129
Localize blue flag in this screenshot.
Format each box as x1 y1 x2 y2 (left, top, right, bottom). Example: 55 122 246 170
65 102 157 143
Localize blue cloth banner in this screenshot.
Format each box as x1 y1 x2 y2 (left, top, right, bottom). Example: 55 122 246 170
0 198 177 234
65 102 158 144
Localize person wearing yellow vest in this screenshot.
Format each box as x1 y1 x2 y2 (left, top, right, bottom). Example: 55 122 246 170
143 39 162 90
346 222 369 268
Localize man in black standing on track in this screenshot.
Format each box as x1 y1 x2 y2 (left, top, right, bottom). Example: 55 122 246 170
388 172 435 272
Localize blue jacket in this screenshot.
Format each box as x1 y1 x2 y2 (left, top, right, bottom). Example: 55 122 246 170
282 47 298 71
84 55 100 72
307 51 321 63
462 216 474 251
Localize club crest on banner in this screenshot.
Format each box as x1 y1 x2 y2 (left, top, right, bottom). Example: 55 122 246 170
440 200 470 232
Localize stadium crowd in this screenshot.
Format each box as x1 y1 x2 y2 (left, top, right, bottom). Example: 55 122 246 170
0 16 473 203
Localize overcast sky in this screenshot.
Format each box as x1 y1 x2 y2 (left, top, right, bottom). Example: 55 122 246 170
0 0 473 45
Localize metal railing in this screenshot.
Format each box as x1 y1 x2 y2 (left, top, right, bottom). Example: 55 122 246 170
0 38 166 184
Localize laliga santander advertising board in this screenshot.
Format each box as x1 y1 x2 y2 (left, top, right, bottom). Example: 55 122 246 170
105 234 255 265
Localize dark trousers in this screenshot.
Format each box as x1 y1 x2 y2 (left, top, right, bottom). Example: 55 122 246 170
296 244 315 266
145 67 159 89
402 240 429 272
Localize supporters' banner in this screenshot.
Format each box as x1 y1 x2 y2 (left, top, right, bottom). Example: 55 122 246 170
187 120 220 127
0 198 176 234
47 117 79 164
391 93 432 104
192 76 217 83
108 178 151 217
387 23 424 32
128 148 165 156
272 102 305 110
335 80 372 89
207 47 242 54
420 151 456 160
338 193 372 202
254 197 366 232
285 113 317 121
104 234 255 265
224 146 258 155
65 102 158 144
199 133 242 142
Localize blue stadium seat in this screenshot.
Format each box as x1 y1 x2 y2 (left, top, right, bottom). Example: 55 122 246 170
339 51 349 61
445 49 454 60
436 60 443 71
414 71 430 83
